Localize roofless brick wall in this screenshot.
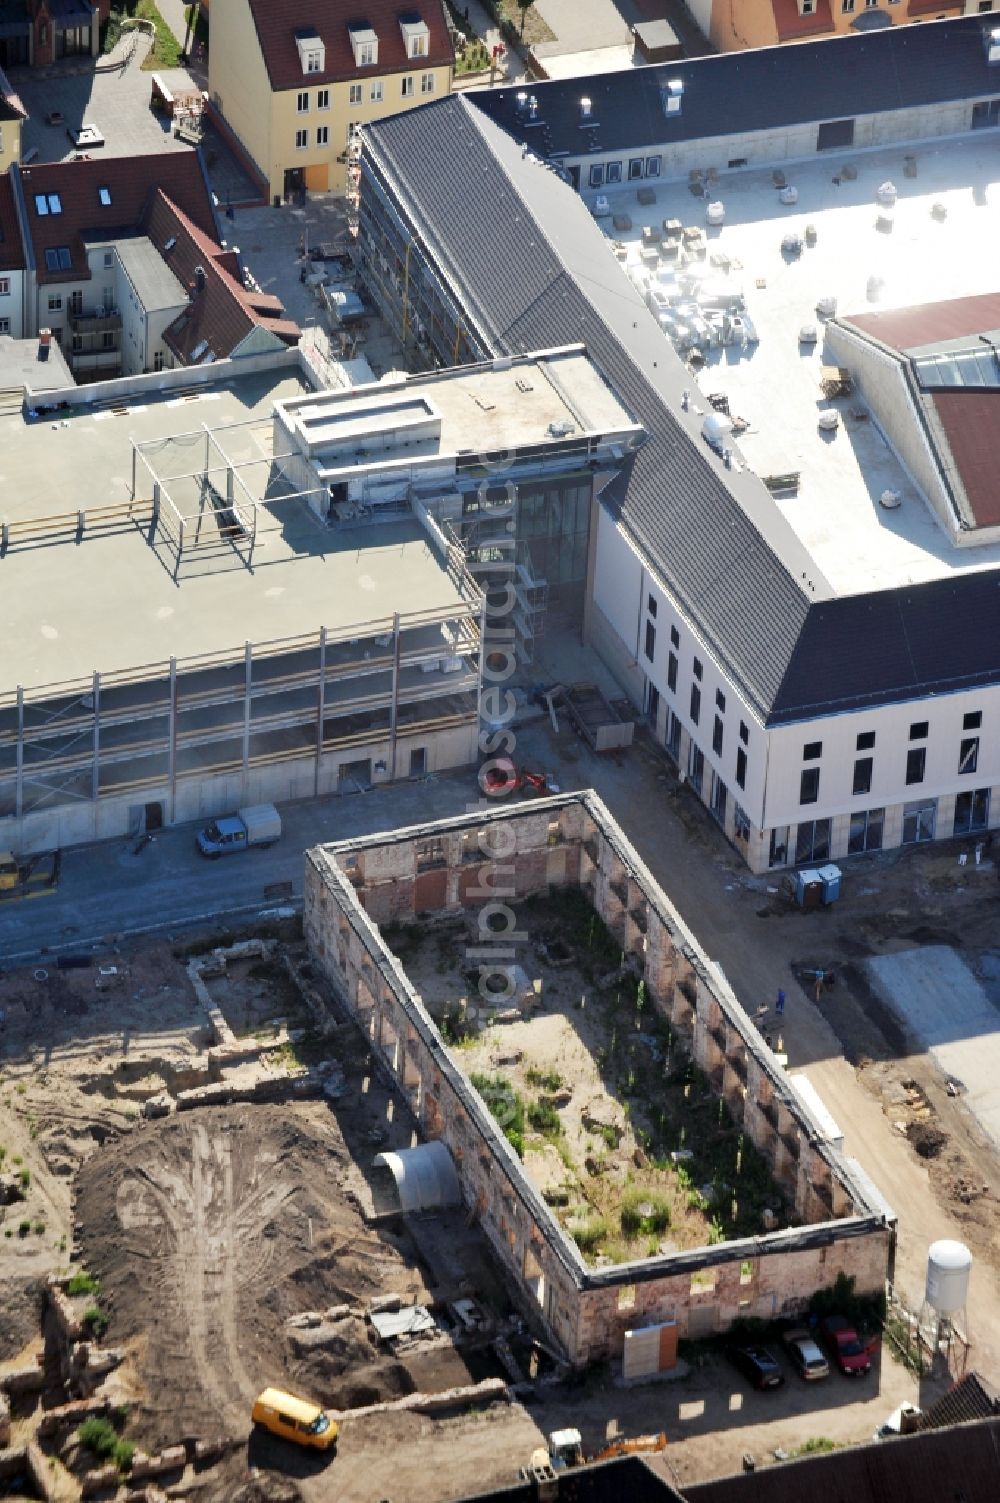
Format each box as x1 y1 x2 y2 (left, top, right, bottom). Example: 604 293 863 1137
305 791 892 1365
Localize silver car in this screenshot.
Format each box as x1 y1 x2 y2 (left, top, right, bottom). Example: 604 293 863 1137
783 1327 830 1380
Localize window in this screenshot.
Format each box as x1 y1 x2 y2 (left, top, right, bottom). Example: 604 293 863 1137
734 803 750 842
402 76 414 98
841 0 855 11
954 789 990 835
667 651 678 693
865 0 877 6
647 683 659 726
803 741 822 760
853 757 873 796
0 277 8 296
295 129 308 149
306 50 321 72
0 316 9 334
712 716 724 756
795 819 831 865
906 747 926 785
349 83 362 105
358 40 377 65
693 657 703 681
710 771 727 824
370 80 383 101
648 594 657 618
312 88 328 110
769 827 789 867
645 156 661 178
688 742 704 795
902 800 936 845
34 192 62 216
644 620 656 662
670 625 679 648
963 710 982 730
103 250 113 269
102 331 115 349
407 32 429 58
736 746 747 790
959 737 979 774
316 125 329 146
800 766 820 805
909 721 929 740
98 186 111 207
589 164 605 190
739 720 749 745
421 72 435 95
153 350 164 372
848 808 884 855
606 161 622 183
667 711 681 761
71 333 83 352
297 91 309 112
801 0 815 11
817 118 855 150
715 688 725 712
628 158 644 181
856 730 875 750
690 683 701 726
48 293 63 310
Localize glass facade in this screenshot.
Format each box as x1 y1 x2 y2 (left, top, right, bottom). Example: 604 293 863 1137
516 477 592 598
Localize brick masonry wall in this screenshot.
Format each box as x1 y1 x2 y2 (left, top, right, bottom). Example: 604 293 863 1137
304 793 892 1365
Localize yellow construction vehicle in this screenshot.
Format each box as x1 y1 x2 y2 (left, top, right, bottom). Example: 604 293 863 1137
591 1432 668 1462
0 849 60 901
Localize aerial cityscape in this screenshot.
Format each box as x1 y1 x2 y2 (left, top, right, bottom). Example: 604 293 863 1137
0 3 999 1500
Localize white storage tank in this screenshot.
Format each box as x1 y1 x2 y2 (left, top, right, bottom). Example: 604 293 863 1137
925 1240 972 1316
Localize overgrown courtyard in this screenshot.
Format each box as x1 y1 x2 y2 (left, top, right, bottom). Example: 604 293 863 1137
385 889 789 1265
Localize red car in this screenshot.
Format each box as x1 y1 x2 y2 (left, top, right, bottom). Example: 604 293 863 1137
821 1316 872 1376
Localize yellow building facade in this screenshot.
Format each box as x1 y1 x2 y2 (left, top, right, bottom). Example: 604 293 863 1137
208 0 454 200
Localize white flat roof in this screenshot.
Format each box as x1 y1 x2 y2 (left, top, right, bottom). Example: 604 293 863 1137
606 133 1000 596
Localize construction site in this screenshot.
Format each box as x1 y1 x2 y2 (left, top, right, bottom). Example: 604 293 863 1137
304 792 894 1371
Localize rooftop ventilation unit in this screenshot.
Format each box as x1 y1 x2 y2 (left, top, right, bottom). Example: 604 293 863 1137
516 90 528 112
580 96 592 120
528 95 538 121
988 26 1000 64
663 78 684 115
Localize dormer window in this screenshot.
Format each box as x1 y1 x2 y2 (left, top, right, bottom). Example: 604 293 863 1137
800 0 815 11
399 13 429 58
34 192 62 216
295 28 324 75
349 24 378 67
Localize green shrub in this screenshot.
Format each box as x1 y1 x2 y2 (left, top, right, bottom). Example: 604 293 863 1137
17 1219 30 1237
470 1073 525 1157
82 1305 110 1338
619 1188 671 1239
526 1066 563 1092
66 1271 100 1298
570 1217 608 1254
78 1416 133 1472
18 1168 30 1190
527 1099 562 1136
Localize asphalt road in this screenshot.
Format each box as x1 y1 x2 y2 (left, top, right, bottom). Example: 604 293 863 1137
0 769 489 965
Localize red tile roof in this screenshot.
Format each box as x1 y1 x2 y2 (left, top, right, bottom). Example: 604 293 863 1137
145 190 299 362
0 174 26 273
846 293 1000 353
17 151 219 286
772 0 836 44
930 390 1000 528
245 0 454 91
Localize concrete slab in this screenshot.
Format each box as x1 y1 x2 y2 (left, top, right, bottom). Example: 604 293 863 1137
866 946 1000 1153
539 45 638 79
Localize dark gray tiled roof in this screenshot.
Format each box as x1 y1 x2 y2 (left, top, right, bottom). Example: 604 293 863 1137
474 16 1000 158
364 97 820 721
364 84 1000 725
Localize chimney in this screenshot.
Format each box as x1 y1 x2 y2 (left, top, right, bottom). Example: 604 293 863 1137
579 96 591 120
516 89 528 113
194 265 206 294
664 78 684 115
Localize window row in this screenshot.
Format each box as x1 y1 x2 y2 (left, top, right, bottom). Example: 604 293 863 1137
588 156 661 189
801 734 987 806
297 88 332 110
802 709 982 764
296 127 331 148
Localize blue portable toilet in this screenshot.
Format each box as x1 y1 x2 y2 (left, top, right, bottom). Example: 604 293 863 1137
795 868 823 909
817 863 842 904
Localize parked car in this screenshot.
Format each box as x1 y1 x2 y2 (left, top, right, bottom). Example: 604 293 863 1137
783 1327 830 1380
821 1315 872 1376
196 803 281 858
251 1388 338 1451
727 1344 785 1390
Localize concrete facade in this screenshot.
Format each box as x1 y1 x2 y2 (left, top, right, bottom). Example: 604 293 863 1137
305 792 893 1366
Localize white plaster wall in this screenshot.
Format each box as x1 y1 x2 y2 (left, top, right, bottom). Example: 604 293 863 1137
765 688 1000 833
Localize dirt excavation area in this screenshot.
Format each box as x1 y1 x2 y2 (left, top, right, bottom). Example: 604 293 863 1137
0 925 543 1503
